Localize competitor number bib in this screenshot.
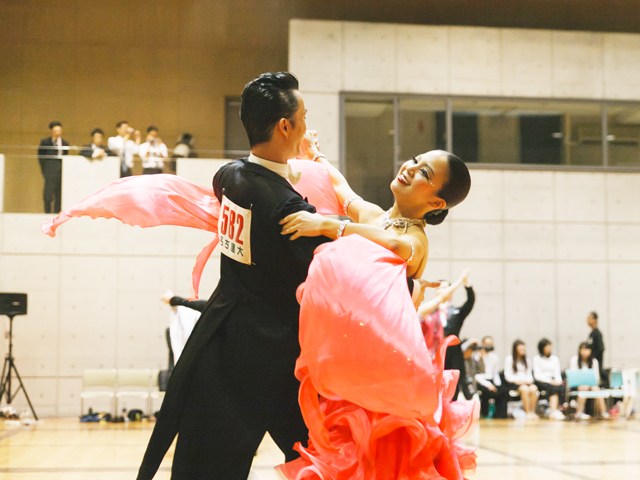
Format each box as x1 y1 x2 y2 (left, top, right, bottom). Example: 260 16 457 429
218 195 251 265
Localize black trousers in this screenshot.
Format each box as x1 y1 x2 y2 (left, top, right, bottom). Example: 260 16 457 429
477 382 509 418
142 167 163 175
535 381 566 405
170 326 307 480
42 167 62 213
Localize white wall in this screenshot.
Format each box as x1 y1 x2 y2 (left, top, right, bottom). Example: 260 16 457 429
0 158 223 417
290 20 640 370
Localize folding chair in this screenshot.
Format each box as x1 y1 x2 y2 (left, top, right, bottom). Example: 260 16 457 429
149 368 165 414
565 369 610 400
115 369 151 416
80 369 117 417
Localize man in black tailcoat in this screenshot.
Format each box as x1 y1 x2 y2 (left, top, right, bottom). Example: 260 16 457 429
136 72 332 480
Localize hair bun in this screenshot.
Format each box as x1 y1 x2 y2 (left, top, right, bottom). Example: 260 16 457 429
424 209 449 226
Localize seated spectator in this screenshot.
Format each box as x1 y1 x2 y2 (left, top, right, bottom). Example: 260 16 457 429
108 121 141 177
80 128 115 160
569 342 609 420
504 339 539 419
169 133 197 172
139 126 168 174
533 338 565 420
474 335 508 419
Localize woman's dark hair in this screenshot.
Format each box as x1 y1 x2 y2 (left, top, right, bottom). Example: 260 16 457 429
240 72 300 147
424 153 471 226
538 338 552 356
91 128 103 137
49 121 62 129
512 339 527 373
578 342 593 369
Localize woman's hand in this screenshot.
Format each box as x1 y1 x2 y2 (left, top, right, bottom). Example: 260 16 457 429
412 278 441 308
280 211 332 240
297 130 321 160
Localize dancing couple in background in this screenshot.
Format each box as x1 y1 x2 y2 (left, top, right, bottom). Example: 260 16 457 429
42 71 475 479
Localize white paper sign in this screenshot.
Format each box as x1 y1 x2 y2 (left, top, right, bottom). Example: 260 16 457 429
218 195 251 265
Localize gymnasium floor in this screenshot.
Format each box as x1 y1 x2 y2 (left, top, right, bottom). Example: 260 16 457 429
0 418 638 480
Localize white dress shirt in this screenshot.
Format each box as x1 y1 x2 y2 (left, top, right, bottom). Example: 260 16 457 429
475 351 502 387
52 137 63 157
504 355 534 384
248 153 301 184
108 135 138 168
532 354 562 384
139 141 168 169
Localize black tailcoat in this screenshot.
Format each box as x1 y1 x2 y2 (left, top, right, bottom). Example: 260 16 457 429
137 159 331 480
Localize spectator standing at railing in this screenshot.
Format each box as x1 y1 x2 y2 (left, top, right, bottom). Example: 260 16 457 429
38 121 69 213
139 126 168 174
586 311 605 380
169 133 198 172
80 128 115 160
108 121 141 177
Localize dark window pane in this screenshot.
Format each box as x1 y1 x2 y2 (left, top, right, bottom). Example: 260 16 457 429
519 115 562 165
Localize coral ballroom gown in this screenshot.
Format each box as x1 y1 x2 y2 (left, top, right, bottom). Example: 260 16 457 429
40 159 477 478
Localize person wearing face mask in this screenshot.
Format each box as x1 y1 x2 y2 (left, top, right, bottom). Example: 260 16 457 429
38 121 69 213
474 335 508 418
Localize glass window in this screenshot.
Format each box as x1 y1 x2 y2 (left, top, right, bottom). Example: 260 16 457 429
399 98 446 162
344 99 395 209
451 100 602 166
607 104 640 167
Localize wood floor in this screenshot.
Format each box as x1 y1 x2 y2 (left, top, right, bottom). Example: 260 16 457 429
0 417 638 479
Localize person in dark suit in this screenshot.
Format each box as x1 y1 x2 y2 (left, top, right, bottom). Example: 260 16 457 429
136 72 332 480
38 121 69 213
439 269 475 400
79 128 115 160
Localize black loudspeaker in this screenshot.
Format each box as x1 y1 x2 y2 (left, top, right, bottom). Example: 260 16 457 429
0 293 27 317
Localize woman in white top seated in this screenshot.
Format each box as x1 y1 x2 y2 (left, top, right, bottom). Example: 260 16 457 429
533 338 565 420
504 339 539 419
504 340 538 418
569 342 608 420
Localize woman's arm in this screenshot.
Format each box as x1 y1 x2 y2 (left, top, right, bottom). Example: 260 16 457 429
280 211 426 274
298 131 383 223
417 274 466 318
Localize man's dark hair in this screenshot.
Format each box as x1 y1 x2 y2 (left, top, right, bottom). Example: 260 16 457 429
49 121 62 129
91 128 104 137
116 121 128 128
147 125 158 133
240 72 300 147
590 311 598 321
538 338 552 356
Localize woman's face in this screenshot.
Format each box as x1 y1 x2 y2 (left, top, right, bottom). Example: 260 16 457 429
543 343 552 357
390 150 450 218
580 346 591 360
516 344 526 357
